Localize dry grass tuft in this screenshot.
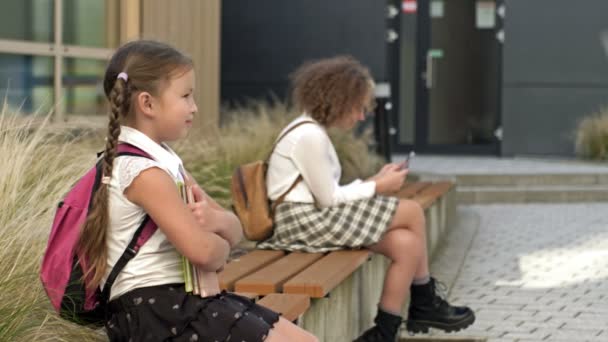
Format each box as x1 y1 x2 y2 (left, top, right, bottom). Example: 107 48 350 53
575 107 608 160
0 100 104 341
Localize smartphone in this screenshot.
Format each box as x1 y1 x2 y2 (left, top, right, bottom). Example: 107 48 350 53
402 151 415 169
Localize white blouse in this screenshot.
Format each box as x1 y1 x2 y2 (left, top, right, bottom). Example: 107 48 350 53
266 114 376 208
102 126 184 300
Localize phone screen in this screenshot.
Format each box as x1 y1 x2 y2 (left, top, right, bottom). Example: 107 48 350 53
404 151 415 169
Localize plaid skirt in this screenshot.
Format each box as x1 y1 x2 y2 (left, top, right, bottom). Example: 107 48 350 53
257 195 399 253
106 284 279 342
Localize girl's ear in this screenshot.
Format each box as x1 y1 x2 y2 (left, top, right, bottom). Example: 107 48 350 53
135 91 156 118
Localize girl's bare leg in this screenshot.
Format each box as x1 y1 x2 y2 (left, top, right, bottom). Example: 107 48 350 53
386 199 430 279
369 228 424 313
367 199 431 313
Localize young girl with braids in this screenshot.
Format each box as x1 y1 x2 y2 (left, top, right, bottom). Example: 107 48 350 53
78 40 317 342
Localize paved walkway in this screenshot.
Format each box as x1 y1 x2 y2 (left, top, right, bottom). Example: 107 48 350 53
427 203 608 342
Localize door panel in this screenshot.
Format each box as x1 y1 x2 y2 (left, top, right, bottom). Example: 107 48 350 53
393 0 502 154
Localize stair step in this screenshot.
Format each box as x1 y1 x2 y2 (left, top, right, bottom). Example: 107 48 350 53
458 185 608 204
455 174 608 187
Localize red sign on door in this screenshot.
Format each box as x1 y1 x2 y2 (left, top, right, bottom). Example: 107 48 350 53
402 0 417 13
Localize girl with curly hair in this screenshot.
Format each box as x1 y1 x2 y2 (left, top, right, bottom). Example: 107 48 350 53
258 56 475 341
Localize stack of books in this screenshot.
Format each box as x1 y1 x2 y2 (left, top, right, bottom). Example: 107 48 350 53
179 183 221 297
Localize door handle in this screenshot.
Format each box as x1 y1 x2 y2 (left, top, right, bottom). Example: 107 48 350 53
424 50 443 89
425 52 434 89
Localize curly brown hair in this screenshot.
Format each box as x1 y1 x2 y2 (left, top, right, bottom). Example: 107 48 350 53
290 56 375 126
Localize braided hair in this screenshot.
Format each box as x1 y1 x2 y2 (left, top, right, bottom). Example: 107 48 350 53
78 40 192 288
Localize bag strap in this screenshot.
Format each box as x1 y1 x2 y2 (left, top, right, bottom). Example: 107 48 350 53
271 175 303 213
265 120 317 163
99 217 157 304
266 120 317 212
93 143 159 304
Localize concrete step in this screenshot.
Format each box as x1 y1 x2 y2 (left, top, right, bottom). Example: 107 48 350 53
455 173 608 187
458 185 608 204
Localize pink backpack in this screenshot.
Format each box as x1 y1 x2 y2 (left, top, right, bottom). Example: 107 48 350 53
40 144 158 326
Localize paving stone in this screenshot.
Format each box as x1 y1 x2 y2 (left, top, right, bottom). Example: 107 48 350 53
427 203 608 342
547 329 603 340
501 331 552 340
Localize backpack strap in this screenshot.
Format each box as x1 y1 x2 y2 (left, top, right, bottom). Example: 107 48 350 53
92 143 159 304
99 217 157 304
271 175 303 213
266 120 317 212
264 120 317 163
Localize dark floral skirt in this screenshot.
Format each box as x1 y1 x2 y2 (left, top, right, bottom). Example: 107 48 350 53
106 284 280 342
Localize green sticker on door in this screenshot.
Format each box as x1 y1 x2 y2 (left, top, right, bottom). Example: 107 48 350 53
428 49 444 58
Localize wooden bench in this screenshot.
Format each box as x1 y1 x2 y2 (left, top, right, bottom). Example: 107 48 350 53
220 180 456 339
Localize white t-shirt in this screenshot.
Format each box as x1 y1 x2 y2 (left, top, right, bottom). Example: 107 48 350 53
101 126 184 300
266 114 376 208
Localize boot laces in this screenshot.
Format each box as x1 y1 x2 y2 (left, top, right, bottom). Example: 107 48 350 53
431 280 450 307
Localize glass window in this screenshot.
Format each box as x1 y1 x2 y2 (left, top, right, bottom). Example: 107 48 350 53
0 53 53 114
63 0 119 48
62 57 107 115
0 0 54 42
0 0 125 118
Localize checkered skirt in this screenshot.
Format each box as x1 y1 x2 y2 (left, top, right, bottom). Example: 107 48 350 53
256 195 400 253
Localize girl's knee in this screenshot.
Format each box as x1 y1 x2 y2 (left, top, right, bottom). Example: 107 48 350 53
391 199 426 228
403 199 425 222
383 229 423 261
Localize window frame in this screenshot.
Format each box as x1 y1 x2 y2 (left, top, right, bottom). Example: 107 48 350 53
0 0 139 121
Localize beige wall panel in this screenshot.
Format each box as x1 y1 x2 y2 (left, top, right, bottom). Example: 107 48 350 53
120 0 141 44
141 0 221 132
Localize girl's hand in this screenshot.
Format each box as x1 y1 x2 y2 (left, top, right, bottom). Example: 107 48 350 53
188 198 216 231
374 168 408 195
189 184 243 247
369 163 401 182
190 183 209 202
188 185 219 232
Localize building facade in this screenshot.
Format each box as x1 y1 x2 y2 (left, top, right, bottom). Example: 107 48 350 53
221 0 608 157
3 1 607 156
0 0 221 130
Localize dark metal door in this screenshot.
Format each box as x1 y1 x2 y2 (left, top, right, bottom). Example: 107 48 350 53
392 0 503 155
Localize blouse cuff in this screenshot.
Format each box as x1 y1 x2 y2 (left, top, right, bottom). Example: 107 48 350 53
340 179 376 200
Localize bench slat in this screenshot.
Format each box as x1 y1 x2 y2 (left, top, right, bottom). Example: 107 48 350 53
257 293 310 322
412 181 454 209
396 182 433 198
219 250 285 291
235 252 324 295
282 250 371 298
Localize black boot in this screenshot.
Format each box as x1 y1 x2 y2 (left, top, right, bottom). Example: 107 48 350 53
406 278 475 334
353 308 402 342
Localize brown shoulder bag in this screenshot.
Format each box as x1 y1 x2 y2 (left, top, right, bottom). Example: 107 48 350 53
230 121 315 241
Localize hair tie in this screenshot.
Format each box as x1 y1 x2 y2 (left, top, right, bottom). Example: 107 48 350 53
117 72 128 82
101 176 111 185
